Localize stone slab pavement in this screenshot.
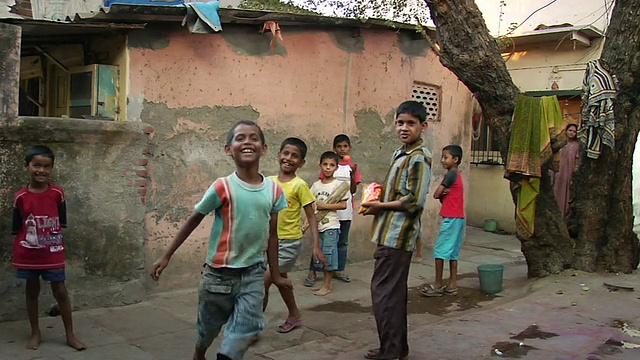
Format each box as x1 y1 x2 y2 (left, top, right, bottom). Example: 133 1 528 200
1 227 639 359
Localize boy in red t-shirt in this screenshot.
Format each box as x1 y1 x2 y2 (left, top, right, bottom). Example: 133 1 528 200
12 146 85 351
421 145 466 297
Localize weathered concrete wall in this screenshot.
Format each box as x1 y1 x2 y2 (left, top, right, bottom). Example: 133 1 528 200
0 23 20 122
0 117 152 321
127 25 473 292
467 166 516 233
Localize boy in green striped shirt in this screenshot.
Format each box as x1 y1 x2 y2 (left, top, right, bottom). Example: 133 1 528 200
361 100 432 360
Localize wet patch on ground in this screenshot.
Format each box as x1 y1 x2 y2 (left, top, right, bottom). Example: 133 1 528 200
510 324 558 340
591 338 625 356
308 300 371 314
457 272 479 280
490 325 557 358
491 341 537 358
307 285 498 316
407 286 498 315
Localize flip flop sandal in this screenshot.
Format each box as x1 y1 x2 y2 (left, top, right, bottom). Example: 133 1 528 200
419 284 444 297
444 286 459 296
304 277 315 287
333 273 352 283
277 318 301 333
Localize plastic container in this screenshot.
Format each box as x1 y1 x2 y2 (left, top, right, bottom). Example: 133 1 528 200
477 264 504 294
484 218 498 232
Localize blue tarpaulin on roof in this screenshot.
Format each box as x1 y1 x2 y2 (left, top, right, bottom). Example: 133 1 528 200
184 1 221 33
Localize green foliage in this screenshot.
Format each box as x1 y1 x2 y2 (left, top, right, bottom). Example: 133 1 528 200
297 0 430 23
238 0 320 15
240 0 430 23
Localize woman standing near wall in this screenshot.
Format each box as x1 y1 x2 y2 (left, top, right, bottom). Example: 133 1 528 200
554 124 580 218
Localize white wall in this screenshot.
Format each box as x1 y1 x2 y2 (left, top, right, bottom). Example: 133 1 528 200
476 0 612 36
507 38 605 91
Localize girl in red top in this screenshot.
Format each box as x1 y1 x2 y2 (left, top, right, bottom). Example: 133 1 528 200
12 146 85 351
421 145 466 297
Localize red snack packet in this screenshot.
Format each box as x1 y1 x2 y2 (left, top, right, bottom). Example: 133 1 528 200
359 182 383 214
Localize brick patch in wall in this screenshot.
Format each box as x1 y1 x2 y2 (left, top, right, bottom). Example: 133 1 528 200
126 126 154 204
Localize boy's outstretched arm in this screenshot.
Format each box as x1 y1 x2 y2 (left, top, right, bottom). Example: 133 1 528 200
151 211 205 281
361 199 405 215
303 202 327 265
267 214 293 289
362 156 431 215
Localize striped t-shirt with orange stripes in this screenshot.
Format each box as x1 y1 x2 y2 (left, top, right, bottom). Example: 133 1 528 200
195 172 287 268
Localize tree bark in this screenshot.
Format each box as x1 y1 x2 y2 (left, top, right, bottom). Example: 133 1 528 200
571 0 640 272
424 0 640 276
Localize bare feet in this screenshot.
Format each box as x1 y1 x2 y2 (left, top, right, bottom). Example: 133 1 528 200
66 334 87 351
313 287 331 296
25 331 41 350
412 255 423 263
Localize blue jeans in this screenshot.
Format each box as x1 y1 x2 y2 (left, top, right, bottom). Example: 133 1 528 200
196 262 265 359
337 220 351 272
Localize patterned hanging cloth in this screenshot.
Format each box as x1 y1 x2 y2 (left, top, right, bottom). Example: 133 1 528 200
579 59 618 159
505 95 564 239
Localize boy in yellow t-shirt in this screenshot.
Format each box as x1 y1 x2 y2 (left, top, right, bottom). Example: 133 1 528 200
264 137 326 333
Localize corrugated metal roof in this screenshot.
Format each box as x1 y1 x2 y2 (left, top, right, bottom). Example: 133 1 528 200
94 4 428 32
1 3 438 45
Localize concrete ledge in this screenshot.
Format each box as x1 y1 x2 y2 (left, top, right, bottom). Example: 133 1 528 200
0 117 153 144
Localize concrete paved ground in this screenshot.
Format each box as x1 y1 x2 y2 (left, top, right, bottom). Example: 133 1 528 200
1 227 639 359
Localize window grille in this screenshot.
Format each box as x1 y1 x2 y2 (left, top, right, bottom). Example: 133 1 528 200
411 82 440 121
471 123 504 165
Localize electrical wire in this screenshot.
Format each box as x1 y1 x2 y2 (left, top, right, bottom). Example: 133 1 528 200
507 0 558 35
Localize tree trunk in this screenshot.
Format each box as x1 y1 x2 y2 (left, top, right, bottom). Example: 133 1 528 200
424 0 640 276
571 1 640 273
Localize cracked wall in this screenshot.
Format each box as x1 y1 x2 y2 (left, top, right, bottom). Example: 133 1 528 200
0 118 153 321
128 25 473 292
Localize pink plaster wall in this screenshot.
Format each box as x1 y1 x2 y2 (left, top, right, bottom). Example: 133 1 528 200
128 26 473 292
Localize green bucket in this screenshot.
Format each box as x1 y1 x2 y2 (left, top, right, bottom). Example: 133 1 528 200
484 218 498 232
477 264 504 294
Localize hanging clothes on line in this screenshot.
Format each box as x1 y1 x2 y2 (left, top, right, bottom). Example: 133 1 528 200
505 95 564 239
579 59 618 159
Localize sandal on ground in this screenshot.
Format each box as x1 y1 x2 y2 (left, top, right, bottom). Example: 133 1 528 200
419 284 444 297
304 277 316 287
333 273 352 283
277 317 301 333
444 286 458 296
364 348 409 360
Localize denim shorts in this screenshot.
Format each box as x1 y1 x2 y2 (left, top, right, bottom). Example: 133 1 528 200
16 268 66 282
319 229 339 271
196 262 266 359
